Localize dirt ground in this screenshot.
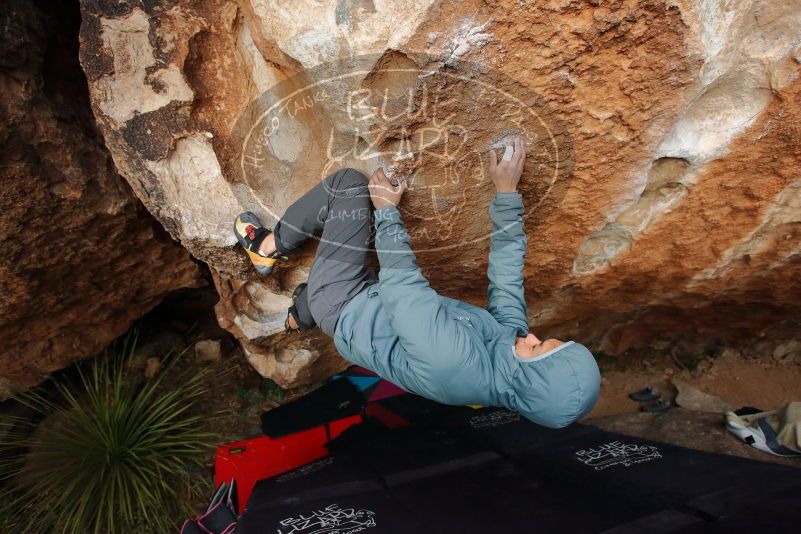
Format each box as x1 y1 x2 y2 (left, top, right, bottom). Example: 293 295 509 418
587 348 801 419
145 288 801 432
135 286 801 489
194 340 801 439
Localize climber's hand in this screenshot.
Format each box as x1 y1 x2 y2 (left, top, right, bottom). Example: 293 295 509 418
369 168 407 209
489 135 525 193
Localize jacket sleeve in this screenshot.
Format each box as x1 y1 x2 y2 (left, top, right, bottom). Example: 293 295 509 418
487 192 529 337
374 205 478 378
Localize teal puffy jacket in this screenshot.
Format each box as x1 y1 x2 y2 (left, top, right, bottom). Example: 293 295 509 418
333 192 600 428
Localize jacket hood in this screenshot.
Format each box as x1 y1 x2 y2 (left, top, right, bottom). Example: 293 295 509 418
494 340 601 428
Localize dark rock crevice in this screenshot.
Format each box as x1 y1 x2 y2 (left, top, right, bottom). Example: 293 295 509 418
0 0 206 396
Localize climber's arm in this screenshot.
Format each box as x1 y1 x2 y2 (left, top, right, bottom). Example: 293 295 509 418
486 136 529 336
374 206 476 359
487 192 529 336
369 170 478 375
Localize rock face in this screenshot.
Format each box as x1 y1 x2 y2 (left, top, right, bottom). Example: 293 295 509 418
78 0 801 385
213 270 347 387
0 0 205 395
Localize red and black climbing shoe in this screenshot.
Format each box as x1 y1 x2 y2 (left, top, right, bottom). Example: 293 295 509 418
234 212 287 276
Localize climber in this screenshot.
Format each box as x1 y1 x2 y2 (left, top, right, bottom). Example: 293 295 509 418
233 136 600 428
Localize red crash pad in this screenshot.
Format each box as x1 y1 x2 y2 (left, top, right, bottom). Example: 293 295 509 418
214 414 362 512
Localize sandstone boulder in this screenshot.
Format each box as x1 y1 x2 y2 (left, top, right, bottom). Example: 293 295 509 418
0 0 204 395
77 0 801 385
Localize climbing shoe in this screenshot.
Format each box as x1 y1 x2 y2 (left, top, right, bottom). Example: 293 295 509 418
628 387 661 403
234 212 287 276
641 398 671 413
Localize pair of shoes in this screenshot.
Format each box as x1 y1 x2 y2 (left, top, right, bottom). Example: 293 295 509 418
725 405 801 458
628 387 671 413
233 212 287 276
236 213 317 334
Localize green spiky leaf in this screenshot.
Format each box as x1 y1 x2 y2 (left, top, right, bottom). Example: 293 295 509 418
0 333 216 533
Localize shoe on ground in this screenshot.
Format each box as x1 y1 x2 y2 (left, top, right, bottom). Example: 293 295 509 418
641 399 671 413
628 387 661 403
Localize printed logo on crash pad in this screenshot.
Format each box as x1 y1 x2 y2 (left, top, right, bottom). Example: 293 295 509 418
469 409 520 428
277 504 376 534
575 441 662 471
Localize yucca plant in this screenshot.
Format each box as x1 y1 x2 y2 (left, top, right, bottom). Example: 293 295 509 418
0 335 216 533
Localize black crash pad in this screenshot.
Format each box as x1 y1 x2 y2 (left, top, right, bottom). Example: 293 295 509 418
240 397 801 533
260 378 365 438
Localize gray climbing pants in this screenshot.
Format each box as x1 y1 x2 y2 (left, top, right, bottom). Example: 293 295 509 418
273 168 377 337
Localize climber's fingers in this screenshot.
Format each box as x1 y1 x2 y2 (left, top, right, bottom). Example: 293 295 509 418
502 144 514 162
369 168 387 192
512 135 525 167
396 177 408 194
369 168 407 208
371 168 400 191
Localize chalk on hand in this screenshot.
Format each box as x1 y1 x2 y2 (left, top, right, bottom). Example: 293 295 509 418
502 145 514 162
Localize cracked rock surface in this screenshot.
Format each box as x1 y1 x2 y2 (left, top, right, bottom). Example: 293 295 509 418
78 0 801 385
0 0 205 395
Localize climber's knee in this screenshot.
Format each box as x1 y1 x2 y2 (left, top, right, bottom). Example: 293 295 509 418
339 167 369 187
323 168 370 204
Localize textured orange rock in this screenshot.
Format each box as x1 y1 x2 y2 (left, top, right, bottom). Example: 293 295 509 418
212 271 348 387
566 76 801 354
0 0 205 395
77 0 801 385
